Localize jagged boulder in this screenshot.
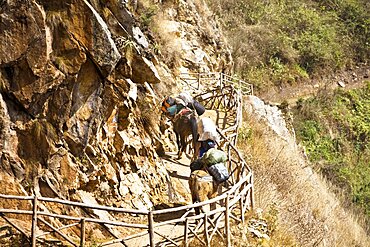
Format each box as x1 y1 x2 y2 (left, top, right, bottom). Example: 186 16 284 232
0 0 169 209
244 95 292 142
149 0 233 74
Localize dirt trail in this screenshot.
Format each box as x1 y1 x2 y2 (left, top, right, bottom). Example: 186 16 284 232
259 66 369 105
124 152 193 246
161 152 193 204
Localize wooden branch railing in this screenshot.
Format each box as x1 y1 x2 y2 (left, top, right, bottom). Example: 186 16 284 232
179 72 253 95
195 85 242 145
0 136 252 247
0 73 254 246
0 170 252 246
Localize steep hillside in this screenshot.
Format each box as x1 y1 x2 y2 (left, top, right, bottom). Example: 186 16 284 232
0 0 230 226
292 83 370 219
207 0 369 94
0 0 369 246
238 96 369 246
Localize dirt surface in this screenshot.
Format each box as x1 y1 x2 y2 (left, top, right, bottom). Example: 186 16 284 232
124 152 193 246
161 152 193 205
259 65 370 105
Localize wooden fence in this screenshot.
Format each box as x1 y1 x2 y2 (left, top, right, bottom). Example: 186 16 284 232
0 134 252 246
179 72 253 96
195 85 242 145
0 73 254 246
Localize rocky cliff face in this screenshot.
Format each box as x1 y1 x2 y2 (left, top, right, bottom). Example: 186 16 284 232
0 0 232 211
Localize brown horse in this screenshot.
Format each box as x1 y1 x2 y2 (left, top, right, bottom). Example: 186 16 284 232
189 170 220 214
162 97 199 160
171 108 198 160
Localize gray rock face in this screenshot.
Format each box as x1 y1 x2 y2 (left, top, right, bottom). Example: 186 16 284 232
154 0 234 74
0 93 25 180
244 96 292 142
82 0 121 76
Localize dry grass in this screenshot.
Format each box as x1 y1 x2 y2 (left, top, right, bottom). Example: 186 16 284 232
236 111 370 246
134 0 184 74
150 11 183 72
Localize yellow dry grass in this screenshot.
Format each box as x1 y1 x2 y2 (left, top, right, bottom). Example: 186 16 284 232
150 11 183 72
236 112 370 246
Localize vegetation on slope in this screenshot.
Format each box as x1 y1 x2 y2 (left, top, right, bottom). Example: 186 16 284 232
236 106 370 246
292 82 370 219
208 0 370 232
207 0 369 91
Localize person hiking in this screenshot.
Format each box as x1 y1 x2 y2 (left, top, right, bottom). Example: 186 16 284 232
161 92 205 117
196 117 219 157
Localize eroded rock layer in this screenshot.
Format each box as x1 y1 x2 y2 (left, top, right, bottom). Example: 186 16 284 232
0 0 232 213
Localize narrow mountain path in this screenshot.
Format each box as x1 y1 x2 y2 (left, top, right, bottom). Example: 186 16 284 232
125 77 252 246
161 152 193 204
260 66 369 105
124 152 194 246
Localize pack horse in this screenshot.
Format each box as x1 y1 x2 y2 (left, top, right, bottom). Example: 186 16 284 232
161 93 204 159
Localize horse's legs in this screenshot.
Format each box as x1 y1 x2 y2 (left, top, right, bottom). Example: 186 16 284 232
193 141 201 160
190 177 201 215
178 133 187 159
195 206 201 215
173 114 197 160
193 193 201 215
174 131 182 158
208 184 220 218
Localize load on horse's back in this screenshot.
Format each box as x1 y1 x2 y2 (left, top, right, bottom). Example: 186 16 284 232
189 147 229 214
196 117 219 157
161 92 205 159
191 148 229 184
161 92 205 117
189 170 219 215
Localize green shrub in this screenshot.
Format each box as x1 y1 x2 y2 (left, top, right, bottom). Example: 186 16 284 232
293 83 370 217
314 0 370 61
207 0 369 90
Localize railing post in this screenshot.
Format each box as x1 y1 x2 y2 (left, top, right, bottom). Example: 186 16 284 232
227 145 234 184
80 218 86 247
225 194 230 247
219 73 223 88
148 211 155 247
31 195 38 247
184 218 189 247
197 72 200 90
250 173 254 209
204 214 210 247
240 194 245 224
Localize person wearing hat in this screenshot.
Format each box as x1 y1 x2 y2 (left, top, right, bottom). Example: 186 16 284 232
199 139 216 157
161 96 187 117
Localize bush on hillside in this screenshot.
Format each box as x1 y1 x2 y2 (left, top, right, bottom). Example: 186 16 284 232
293 82 370 218
207 0 369 90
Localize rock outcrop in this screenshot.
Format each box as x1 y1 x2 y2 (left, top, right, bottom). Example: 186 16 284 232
0 0 232 218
